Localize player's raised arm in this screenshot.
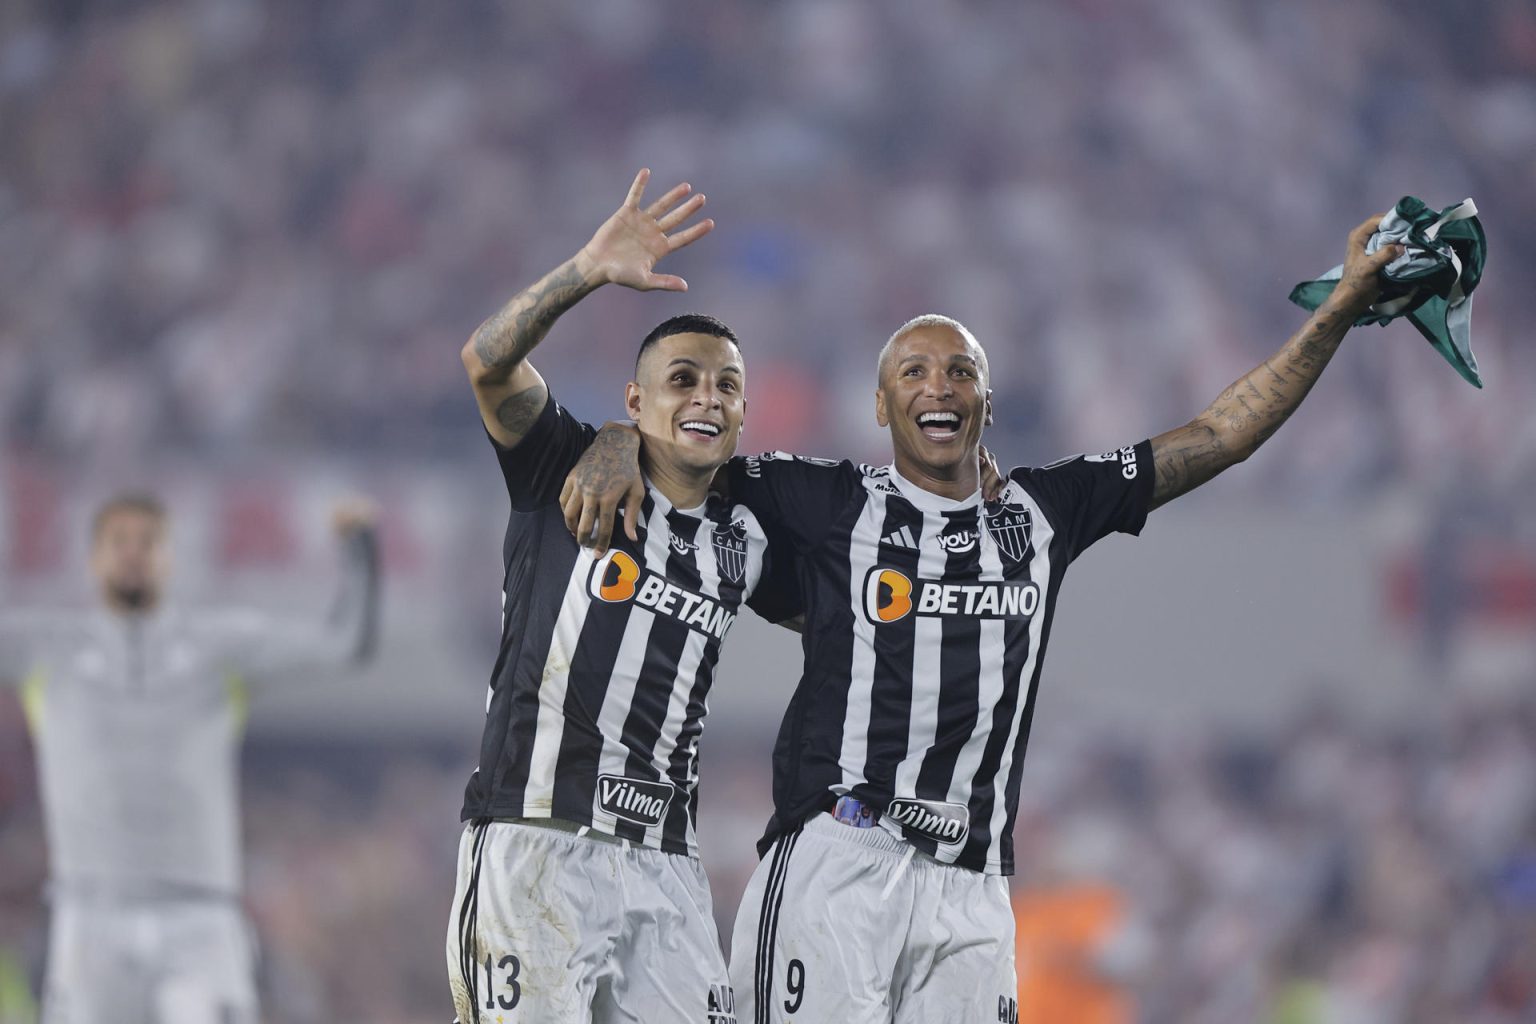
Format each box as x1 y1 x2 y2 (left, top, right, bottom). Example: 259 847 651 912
1147 215 1404 511
218 499 382 681
461 168 714 449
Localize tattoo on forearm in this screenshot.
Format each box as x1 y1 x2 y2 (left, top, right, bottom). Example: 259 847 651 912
1150 304 1354 508
472 261 590 373
495 385 549 437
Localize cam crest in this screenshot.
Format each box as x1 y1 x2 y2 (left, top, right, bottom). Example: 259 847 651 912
712 519 749 583
983 501 1033 562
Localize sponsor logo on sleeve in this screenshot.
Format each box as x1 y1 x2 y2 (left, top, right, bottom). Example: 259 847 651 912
742 451 795 478
597 774 674 827
1084 444 1139 479
884 798 969 846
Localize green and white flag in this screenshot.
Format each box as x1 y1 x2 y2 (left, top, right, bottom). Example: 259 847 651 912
1290 196 1486 388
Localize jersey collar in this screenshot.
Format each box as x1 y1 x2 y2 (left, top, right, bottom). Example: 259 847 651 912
885 464 982 514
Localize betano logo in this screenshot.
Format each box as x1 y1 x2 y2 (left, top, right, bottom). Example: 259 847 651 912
862 567 1040 625
589 551 737 640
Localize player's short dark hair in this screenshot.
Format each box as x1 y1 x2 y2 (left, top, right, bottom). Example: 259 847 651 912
636 314 740 371
91 492 166 539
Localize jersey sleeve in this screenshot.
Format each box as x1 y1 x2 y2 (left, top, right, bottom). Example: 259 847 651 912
725 453 861 554
1011 439 1154 562
490 392 599 512
743 526 803 624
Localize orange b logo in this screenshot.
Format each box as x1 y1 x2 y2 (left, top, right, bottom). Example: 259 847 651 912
863 568 913 623
595 551 641 603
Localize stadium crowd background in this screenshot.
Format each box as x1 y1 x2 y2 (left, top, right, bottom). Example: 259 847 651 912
1 1 1534 1021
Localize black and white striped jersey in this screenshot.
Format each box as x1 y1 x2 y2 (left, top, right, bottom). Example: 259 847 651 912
730 442 1154 874
461 395 797 857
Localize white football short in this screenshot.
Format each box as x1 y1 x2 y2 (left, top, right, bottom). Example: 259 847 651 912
446 818 738 1024
41 894 258 1024
728 813 1018 1024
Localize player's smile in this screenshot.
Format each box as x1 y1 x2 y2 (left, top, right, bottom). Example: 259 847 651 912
915 409 963 443
677 416 725 444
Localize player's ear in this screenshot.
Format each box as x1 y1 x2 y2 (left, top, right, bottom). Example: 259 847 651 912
624 381 642 421
984 389 994 426
875 387 890 428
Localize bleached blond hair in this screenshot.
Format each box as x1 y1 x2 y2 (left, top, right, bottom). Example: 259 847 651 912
877 314 990 386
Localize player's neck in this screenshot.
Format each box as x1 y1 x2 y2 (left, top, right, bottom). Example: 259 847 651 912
891 452 979 502
640 454 713 511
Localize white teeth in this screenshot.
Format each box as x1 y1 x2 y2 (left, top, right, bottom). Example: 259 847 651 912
681 421 721 436
918 412 960 427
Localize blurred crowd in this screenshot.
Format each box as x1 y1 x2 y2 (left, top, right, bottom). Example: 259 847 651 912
1010 689 1536 1023
2 0 1534 505
2 2 1535 1022
4 682 1536 1022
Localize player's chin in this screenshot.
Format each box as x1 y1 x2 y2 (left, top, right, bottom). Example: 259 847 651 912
677 445 731 475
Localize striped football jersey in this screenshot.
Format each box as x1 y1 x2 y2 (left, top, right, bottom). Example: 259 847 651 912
728 443 1153 874
461 395 797 856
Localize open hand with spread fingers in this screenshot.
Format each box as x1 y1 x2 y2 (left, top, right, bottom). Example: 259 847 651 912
576 168 715 293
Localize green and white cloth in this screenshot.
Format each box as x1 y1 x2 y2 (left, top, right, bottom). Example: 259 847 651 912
1289 196 1486 387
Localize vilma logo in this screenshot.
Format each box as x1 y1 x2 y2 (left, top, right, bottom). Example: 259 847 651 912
597 774 673 827
885 798 969 846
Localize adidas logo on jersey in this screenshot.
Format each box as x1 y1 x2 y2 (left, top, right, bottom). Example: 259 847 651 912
862 567 1040 624
881 525 918 549
885 798 969 846
597 774 674 826
589 552 737 640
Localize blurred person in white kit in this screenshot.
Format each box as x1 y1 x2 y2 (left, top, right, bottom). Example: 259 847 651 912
0 492 380 1024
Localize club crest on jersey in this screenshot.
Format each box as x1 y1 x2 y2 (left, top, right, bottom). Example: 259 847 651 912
597 774 674 827
862 567 1039 624
711 520 749 584
885 798 969 846
588 551 737 640
937 524 978 554
983 502 1033 563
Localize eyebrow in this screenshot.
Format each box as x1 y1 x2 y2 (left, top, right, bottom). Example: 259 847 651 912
896 354 979 368
667 357 743 376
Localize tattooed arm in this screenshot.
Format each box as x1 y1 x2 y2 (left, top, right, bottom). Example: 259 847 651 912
460 168 714 449
1148 215 1402 510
